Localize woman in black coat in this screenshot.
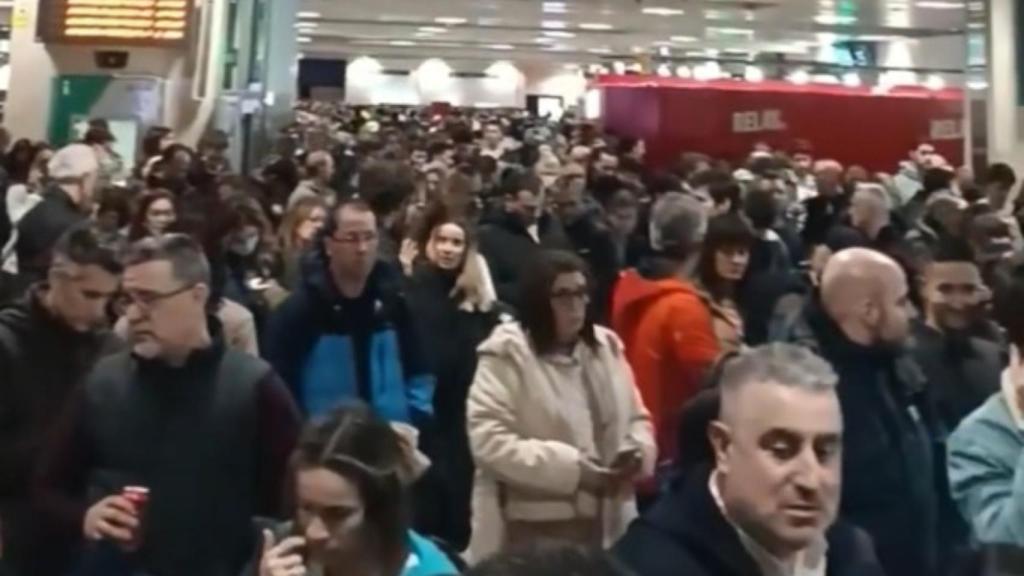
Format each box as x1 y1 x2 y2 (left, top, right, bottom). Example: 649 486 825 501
405 204 509 551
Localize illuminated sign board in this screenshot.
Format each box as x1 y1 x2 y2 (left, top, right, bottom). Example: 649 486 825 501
38 0 191 46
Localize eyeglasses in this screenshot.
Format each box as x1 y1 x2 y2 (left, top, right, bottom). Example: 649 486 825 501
113 284 195 315
550 288 590 304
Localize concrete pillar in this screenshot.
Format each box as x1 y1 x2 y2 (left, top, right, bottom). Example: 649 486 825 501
986 0 1024 175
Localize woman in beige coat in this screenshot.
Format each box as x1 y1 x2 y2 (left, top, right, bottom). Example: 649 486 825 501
466 250 656 563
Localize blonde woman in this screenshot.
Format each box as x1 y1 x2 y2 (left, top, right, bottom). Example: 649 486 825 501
405 203 507 550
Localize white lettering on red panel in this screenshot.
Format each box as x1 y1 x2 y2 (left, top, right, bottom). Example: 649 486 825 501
732 110 786 133
930 119 963 141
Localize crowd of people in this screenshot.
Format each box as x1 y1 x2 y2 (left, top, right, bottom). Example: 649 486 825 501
0 101 1024 576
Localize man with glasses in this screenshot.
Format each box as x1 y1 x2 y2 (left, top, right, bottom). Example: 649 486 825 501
0 226 121 576
265 197 434 428
35 234 300 576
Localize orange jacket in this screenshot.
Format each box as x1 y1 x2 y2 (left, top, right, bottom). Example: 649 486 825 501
611 270 720 467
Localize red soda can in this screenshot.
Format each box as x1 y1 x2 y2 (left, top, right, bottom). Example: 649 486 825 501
121 486 149 550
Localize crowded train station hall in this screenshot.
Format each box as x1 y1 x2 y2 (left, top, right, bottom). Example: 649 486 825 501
0 0 1022 575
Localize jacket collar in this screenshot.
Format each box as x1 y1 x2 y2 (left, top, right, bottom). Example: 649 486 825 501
643 466 767 576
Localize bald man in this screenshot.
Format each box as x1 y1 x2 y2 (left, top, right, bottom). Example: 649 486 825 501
614 344 884 576
787 248 939 576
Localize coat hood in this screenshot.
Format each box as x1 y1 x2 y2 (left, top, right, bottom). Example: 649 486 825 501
612 268 700 331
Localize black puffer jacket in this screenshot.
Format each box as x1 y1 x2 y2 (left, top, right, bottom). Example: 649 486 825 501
0 286 116 576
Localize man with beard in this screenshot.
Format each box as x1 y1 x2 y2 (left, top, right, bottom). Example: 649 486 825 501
783 248 940 576
911 239 1001 431
477 169 568 308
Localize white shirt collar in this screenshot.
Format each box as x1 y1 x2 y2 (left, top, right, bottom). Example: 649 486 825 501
709 471 828 576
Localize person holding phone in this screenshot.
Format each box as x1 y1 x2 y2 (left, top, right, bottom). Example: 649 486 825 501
252 405 457 576
466 251 656 562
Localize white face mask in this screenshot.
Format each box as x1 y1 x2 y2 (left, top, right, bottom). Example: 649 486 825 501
229 234 259 256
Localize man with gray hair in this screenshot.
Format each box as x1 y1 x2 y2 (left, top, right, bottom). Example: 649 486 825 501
614 344 884 576
35 234 301 576
612 192 719 487
14 144 100 291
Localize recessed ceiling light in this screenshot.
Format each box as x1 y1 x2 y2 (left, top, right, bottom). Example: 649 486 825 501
390 40 417 46
543 30 576 38
534 36 557 44
487 44 515 50
814 14 858 25
670 35 698 42
418 26 448 33
642 7 684 16
542 20 568 29
297 11 322 19
434 17 467 25
298 36 313 43
295 21 318 29
588 47 612 54
543 2 568 13
916 1 965 8
579 23 614 30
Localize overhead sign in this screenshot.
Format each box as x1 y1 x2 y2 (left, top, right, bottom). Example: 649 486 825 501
38 0 191 46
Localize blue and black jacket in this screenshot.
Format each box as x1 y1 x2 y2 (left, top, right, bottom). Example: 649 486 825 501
263 250 434 429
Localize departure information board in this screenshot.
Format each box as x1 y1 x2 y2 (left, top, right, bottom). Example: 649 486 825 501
38 0 191 46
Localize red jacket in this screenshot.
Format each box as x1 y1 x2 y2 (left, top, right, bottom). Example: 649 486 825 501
611 270 720 467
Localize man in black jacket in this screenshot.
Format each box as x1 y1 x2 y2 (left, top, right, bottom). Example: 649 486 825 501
15 144 100 292
912 239 1001 430
550 172 619 323
35 234 300 576
0 226 122 576
614 343 884 576
477 169 568 308
784 248 940 576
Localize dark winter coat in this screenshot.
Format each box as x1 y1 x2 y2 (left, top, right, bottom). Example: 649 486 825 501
0 286 116 576
14 185 87 287
477 211 569 309
613 466 886 576
785 296 941 576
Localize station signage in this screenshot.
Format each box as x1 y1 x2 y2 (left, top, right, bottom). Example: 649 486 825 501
38 0 191 46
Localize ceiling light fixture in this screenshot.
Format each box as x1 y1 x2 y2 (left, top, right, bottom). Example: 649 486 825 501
587 47 612 54
916 1 966 8
543 1 568 12
297 36 313 43
487 44 515 50
642 7 684 16
294 21 318 29
543 30 576 38
670 36 698 42
296 11 322 19
418 26 447 33
390 40 417 46
434 17 467 25
580 23 614 30
542 20 568 29
788 69 811 85
925 74 946 90
744 65 765 82
842 71 862 87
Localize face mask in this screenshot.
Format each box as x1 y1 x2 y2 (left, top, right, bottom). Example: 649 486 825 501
230 235 259 256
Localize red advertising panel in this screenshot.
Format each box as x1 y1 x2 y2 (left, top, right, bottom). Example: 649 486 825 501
596 76 964 173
